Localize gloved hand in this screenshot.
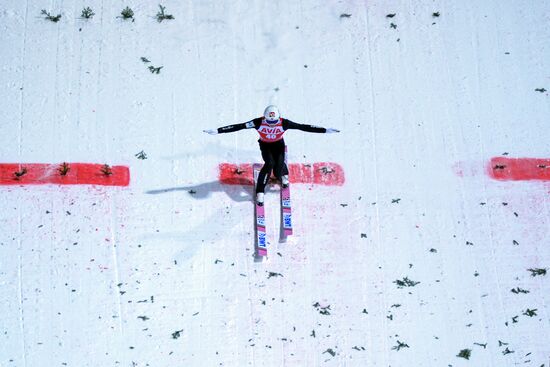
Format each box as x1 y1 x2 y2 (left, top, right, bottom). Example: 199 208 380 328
325 128 340 133
203 129 218 135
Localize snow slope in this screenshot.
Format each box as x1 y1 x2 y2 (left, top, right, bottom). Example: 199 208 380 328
1 1 549 366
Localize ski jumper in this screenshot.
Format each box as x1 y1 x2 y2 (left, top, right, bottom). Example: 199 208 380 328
216 117 327 193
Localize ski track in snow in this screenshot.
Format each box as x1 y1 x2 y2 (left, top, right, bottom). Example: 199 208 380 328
0 1 549 366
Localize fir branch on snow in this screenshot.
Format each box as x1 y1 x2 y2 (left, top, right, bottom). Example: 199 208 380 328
81 7 95 19
319 166 335 174
340 13 352 18
141 57 151 63
41 10 62 22
352 346 365 351
391 340 409 351
313 302 331 315
502 347 514 355
14 167 28 179
391 198 401 203
101 164 113 176
527 268 547 277
267 271 283 279
498 340 508 346
58 162 70 176
386 13 396 18
118 7 135 21
393 277 420 288
137 315 150 321
535 88 547 93
148 65 163 74
473 342 487 349
511 315 519 323
513 240 519 246
135 150 147 160
510 287 529 294
171 329 183 339
457 349 471 360
323 348 336 357
522 308 537 317
432 12 440 17
390 23 397 29
156 5 175 22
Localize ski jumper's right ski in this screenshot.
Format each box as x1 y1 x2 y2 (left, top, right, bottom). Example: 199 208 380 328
253 164 267 257
281 146 293 237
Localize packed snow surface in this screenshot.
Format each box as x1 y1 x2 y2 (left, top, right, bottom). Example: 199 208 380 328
1 1 549 366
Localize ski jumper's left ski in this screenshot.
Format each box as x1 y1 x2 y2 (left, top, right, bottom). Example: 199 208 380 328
281 146 293 238
253 164 267 257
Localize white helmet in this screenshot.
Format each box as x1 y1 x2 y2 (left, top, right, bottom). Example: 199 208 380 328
264 105 280 122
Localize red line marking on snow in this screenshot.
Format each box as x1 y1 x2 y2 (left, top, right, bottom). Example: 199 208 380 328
219 163 345 186
488 157 550 181
0 163 130 186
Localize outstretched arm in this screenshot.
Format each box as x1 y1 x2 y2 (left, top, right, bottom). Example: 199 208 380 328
203 120 258 135
283 119 340 133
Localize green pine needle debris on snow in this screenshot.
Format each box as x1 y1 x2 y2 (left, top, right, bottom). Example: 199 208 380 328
510 287 529 294
148 66 163 74
156 5 175 22
118 7 135 21
527 268 546 277
392 340 409 351
267 271 283 279
393 277 420 288
171 329 183 339
135 150 147 160
457 349 471 360
313 302 331 315
101 164 113 176
81 7 95 19
14 167 28 178
58 162 70 176
41 10 62 22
